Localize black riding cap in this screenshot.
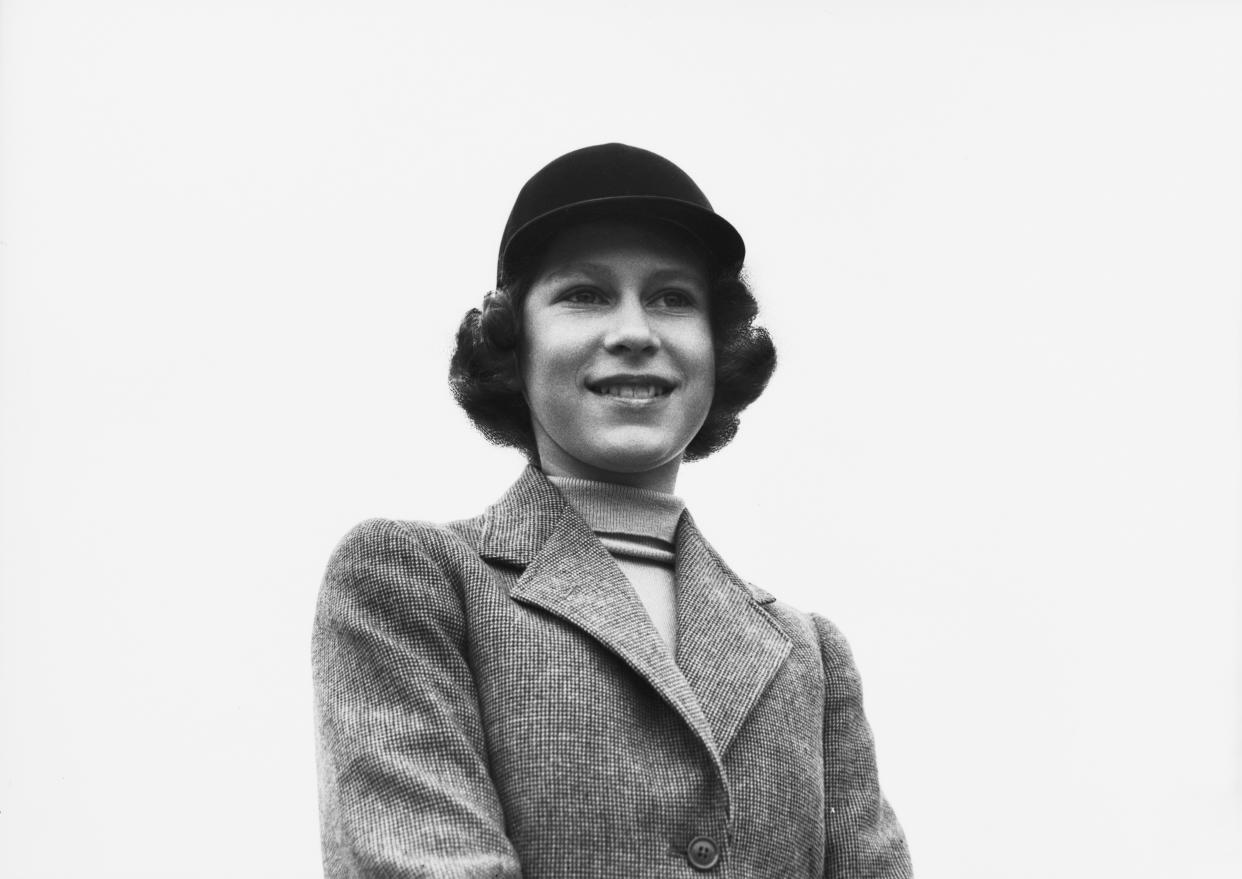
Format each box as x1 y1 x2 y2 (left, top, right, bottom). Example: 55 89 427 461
497 143 745 285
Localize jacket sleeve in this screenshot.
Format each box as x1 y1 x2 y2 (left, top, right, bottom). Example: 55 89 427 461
813 614 914 878
313 518 522 879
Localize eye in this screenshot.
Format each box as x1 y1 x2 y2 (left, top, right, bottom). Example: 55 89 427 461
559 287 606 305
651 289 698 310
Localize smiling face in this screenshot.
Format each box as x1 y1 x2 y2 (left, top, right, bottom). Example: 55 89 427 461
518 218 715 492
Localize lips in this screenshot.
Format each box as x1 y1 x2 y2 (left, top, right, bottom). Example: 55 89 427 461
587 374 676 400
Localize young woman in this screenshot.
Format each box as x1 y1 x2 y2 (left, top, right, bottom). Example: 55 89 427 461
313 143 912 878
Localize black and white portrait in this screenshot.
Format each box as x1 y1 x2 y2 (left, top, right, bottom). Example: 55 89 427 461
1 2 1239 877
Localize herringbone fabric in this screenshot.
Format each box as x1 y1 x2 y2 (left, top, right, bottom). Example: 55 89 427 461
313 467 912 878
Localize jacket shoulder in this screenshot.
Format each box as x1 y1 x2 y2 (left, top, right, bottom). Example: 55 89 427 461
729 579 823 648
739 590 865 679
318 516 491 636
808 613 860 667
326 514 486 574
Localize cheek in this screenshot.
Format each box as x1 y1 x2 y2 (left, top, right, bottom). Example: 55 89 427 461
695 360 717 421
515 315 548 392
518 327 580 415
686 325 717 403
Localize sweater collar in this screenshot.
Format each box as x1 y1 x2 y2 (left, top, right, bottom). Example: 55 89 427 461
477 465 776 605
545 475 686 546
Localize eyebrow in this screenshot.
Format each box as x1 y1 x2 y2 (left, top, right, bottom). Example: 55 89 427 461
539 263 707 285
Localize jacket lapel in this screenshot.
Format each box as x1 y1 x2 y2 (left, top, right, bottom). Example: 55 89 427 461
475 465 563 570
479 467 792 761
674 512 793 757
480 468 718 755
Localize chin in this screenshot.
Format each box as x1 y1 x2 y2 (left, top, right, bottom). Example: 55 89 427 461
580 437 682 476
583 449 673 474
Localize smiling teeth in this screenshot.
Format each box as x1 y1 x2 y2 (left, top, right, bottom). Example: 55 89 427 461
598 385 664 399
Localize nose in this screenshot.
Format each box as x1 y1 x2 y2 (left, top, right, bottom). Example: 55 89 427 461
603 296 660 355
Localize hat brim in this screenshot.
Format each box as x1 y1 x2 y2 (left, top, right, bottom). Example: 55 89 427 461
498 195 745 284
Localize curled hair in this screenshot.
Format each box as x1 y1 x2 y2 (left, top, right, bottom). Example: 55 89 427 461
448 266 776 462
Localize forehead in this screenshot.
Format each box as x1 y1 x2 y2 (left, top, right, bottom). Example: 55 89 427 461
532 217 712 280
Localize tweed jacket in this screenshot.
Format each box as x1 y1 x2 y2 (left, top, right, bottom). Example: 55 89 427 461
313 467 911 878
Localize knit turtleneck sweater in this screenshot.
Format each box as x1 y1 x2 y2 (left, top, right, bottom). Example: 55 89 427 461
547 475 685 653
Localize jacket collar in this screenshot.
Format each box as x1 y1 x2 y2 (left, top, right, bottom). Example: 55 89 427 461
477 465 569 569
482 466 791 761
479 466 778 603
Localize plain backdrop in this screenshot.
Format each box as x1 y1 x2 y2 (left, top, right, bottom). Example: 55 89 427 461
2 1 1240 877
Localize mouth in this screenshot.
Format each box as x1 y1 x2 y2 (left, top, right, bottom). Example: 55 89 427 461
586 375 677 400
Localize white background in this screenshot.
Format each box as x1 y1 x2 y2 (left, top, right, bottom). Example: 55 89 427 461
2 1 1239 877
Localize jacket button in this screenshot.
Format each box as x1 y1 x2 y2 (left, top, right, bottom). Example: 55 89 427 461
686 836 719 871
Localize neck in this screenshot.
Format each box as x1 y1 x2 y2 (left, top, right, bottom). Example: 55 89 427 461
536 451 682 493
